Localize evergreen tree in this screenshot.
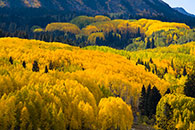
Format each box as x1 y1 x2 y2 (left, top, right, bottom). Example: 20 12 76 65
32 60 39 72
148 86 161 117
145 84 151 117
137 27 141 37
9 56 13 64
164 88 171 95
139 85 146 116
45 66 48 73
151 38 155 48
154 64 158 74
149 58 153 64
146 38 151 49
171 59 175 71
22 61 26 68
184 72 195 98
183 66 187 76
164 67 168 74
49 61 53 70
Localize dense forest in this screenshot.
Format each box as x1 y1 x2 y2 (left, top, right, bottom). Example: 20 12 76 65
1 15 195 50
0 12 195 129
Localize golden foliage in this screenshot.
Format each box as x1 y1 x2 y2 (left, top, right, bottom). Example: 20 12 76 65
94 15 111 22
0 37 173 129
81 25 99 36
45 22 81 34
136 19 190 36
33 28 44 32
98 97 133 130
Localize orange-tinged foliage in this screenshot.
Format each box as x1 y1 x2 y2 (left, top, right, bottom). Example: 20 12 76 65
45 22 81 34
94 15 111 22
81 25 99 36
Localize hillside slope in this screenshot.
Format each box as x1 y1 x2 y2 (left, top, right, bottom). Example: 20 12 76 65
0 0 194 26
174 7 195 17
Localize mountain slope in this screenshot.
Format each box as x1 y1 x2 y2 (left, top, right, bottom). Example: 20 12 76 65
0 0 192 19
0 0 195 28
174 7 195 17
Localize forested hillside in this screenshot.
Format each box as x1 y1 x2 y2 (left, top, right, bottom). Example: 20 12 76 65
1 15 194 50
0 9 195 129
0 37 173 129
1 0 195 26
0 37 194 129
85 42 195 129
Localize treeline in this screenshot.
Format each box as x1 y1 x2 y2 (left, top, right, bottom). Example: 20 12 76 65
1 15 194 50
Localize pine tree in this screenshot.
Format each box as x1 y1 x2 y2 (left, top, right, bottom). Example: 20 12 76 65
184 72 195 98
137 27 141 37
154 64 158 74
146 37 151 49
22 61 26 68
145 84 151 117
183 66 187 76
149 58 153 64
164 67 168 74
45 66 48 73
32 60 39 72
164 88 171 95
151 38 155 48
139 85 146 116
149 86 161 117
49 61 53 70
9 56 13 64
171 59 175 71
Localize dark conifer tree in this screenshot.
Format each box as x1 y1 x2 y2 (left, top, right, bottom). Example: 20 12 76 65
22 61 26 68
184 72 195 98
139 85 146 116
148 86 161 117
183 66 187 76
164 88 171 95
149 58 153 64
32 60 39 72
164 67 168 74
154 64 158 74
145 84 151 117
171 59 175 71
137 27 141 37
146 37 151 49
9 56 13 64
49 61 53 70
45 66 48 73
151 38 155 48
